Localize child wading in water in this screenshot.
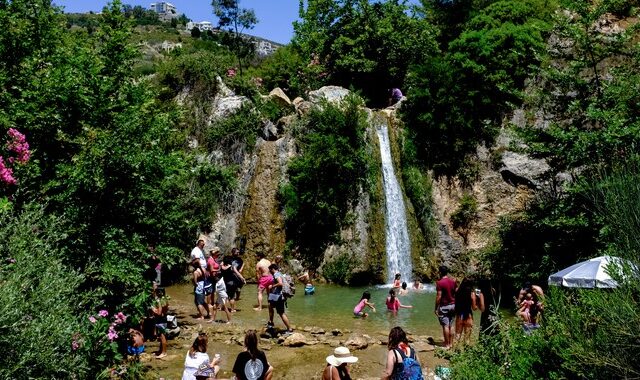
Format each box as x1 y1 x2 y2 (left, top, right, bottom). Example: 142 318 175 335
386 289 413 313
353 291 376 318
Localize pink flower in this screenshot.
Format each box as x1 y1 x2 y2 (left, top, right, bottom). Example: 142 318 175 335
107 325 118 341
6 128 30 164
0 157 16 186
72 340 80 351
114 312 127 324
98 310 108 317
226 68 237 77
88 316 97 323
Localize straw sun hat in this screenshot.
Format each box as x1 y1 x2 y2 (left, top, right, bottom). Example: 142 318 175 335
326 346 358 366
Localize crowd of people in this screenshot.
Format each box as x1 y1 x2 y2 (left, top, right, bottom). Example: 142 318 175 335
132 240 542 379
434 265 544 349
178 326 421 380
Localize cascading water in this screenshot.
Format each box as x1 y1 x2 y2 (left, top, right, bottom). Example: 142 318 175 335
376 120 413 284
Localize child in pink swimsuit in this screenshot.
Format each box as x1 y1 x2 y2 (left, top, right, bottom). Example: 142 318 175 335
386 289 413 312
353 291 376 318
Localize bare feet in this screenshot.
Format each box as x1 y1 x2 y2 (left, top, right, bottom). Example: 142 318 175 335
253 307 262 311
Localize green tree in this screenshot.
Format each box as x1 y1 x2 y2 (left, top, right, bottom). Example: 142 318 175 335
2 0 229 310
401 0 554 177
280 96 370 266
293 0 438 105
212 0 258 73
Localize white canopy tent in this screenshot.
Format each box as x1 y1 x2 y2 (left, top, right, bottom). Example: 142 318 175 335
548 255 634 289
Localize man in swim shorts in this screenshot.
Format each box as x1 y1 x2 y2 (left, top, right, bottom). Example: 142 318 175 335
435 265 457 349
254 252 272 311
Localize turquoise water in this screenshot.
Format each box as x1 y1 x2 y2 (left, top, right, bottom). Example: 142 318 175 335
287 284 441 336
169 283 445 338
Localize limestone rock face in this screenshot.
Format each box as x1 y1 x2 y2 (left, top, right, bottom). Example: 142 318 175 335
500 151 551 189
308 86 350 105
261 120 279 141
237 139 286 265
211 95 249 120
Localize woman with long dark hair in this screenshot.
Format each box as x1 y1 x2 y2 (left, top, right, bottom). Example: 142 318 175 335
454 278 480 344
232 330 273 380
381 326 422 380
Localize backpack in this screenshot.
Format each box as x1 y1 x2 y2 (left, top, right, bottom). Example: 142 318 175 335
393 347 424 380
281 273 295 299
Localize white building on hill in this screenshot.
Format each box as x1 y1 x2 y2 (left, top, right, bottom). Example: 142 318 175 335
186 21 214 32
150 2 178 21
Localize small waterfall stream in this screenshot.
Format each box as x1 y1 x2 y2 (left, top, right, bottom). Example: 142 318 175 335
376 120 413 284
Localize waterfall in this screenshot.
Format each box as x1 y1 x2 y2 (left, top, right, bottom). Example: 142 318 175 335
376 121 413 284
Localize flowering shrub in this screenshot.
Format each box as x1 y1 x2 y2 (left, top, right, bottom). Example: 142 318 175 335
0 128 31 187
79 309 131 373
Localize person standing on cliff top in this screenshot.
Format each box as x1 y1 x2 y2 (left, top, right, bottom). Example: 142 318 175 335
435 265 457 349
388 88 403 106
254 252 271 311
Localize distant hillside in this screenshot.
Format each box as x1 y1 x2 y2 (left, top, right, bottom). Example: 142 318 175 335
65 12 283 58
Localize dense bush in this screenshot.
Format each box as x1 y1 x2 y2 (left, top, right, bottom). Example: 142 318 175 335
156 50 233 100
205 103 263 164
0 207 89 378
322 253 355 285
280 95 370 266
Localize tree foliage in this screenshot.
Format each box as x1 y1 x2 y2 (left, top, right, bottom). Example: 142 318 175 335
293 0 437 104
402 0 555 177
212 0 258 73
280 96 370 265
1 0 229 311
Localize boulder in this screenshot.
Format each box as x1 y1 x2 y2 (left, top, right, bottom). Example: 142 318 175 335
308 86 350 105
294 100 313 116
292 97 304 107
282 332 309 347
500 151 551 189
344 335 368 350
269 87 292 108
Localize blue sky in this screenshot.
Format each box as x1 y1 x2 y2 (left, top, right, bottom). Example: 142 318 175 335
53 0 300 44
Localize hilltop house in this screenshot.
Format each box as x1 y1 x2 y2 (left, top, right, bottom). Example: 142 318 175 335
149 2 178 21
186 21 214 32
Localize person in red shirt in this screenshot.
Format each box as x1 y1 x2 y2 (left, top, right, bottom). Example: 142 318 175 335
434 265 457 349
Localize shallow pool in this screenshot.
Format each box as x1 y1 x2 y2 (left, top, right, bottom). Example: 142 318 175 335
167 282 446 338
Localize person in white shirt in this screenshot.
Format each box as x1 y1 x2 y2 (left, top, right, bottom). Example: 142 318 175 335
181 332 220 380
190 239 206 270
